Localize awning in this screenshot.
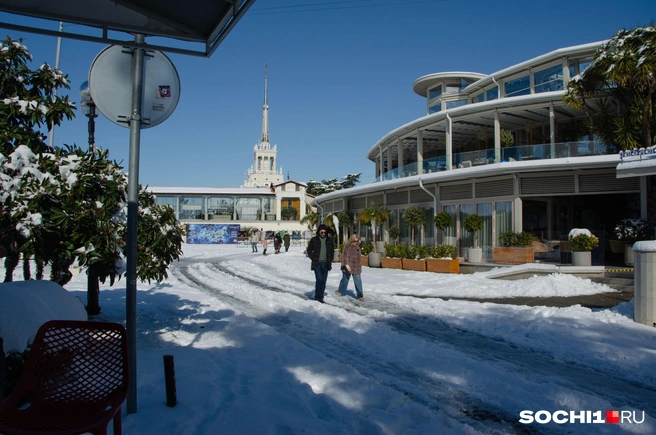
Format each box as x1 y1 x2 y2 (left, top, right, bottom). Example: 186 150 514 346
0 0 256 57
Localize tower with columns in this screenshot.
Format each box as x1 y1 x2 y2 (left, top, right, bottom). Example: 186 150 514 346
244 64 284 188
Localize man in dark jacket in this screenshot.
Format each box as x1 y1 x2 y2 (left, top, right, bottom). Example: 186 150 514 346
306 224 334 303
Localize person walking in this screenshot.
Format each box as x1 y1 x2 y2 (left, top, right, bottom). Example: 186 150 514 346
336 234 365 301
274 232 282 254
306 224 334 303
250 231 260 253
262 237 268 255
283 232 291 252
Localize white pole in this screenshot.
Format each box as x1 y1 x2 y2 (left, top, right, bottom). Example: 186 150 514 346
48 22 64 149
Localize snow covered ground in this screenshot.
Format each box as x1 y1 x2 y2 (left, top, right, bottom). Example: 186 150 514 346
2 243 655 434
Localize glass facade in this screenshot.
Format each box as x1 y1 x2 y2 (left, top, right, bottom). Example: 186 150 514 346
179 197 205 220
534 64 563 93
429 103 441 114
504 75 531 97
446 99 468 109
429 87 442 99
486 87 498 101
208 197 234 220
473 92 484 103
155 194 277 221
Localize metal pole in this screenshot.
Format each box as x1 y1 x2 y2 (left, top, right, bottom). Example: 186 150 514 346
126 33 145 415
48 21 63 149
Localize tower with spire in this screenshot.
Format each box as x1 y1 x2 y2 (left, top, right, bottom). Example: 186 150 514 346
244 63 284 188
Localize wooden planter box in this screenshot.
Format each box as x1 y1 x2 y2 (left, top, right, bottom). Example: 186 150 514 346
426 258 459 274
361 255 369 267
402 259 427 271
381 257 402 269
609 239 625 254
493 247 534 264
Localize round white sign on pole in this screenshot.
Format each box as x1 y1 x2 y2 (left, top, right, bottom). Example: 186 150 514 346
88 45 181 129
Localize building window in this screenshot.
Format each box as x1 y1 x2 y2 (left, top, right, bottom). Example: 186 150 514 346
179 197 205 220
429 103 442 114
504 75 531 97
236 197 260 220
486 87 498 101
446 99 468 109
208 197 234 220
534 64 563 93
429 87 442 99
281 197 300 221
473 92 484 103
495 201 513 246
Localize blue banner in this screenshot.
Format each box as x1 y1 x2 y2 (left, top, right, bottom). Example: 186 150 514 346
186 224 240 244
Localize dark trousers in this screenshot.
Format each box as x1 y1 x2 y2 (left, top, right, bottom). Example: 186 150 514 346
314 262 329 301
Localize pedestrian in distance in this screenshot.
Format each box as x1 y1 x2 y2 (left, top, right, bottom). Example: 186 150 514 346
262 237 268 255
336 234 364 301
250 231 260 253
283 232 291 252
274 232 282 254
306 224 334 303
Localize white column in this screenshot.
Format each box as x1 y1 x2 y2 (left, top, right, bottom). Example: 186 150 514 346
416 129 424 174
397 137 404 176
549 102 556 158
494 110 501 162
445 116 452 170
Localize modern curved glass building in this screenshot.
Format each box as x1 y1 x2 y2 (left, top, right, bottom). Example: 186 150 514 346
312 40 654 263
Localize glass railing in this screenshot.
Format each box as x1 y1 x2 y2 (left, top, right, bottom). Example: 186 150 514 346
375 140 616 182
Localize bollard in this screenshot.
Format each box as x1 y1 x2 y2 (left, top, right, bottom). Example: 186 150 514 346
633 241 656 327
163 354 177 407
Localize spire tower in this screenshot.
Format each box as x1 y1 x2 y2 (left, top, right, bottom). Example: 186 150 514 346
243 63 283 188
261 63 269 144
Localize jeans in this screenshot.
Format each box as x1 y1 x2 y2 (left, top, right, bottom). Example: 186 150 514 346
314 262 329 301
337 272 363 298
251 242 258 252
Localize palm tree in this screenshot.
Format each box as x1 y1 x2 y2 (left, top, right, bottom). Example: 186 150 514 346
356 203 390 252
300 211 319 232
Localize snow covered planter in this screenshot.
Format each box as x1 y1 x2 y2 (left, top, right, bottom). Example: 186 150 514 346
568 228 599 266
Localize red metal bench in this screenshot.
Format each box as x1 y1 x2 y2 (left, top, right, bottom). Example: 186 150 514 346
0 320 129 435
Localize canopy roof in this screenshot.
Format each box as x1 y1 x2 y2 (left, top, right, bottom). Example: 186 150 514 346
0 0 255 57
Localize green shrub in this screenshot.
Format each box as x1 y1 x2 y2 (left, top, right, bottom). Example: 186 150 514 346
428 245 457 259
388 225 401 244
569 233 599 252
360 242 373 256
433 211 453 230
498 231 535 247
385 244 399 258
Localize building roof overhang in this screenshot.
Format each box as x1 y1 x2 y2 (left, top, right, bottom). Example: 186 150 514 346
412 72 487 97
616 151 656 178
149 186 275 195
311 154 621 206
0 0 256 57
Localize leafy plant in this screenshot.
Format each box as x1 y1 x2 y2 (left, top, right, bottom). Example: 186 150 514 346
614 218 651 242
300 211 319 232
498 231 535 247
385 243 400 258
434 211 453 244
356 203 391 252
569 233 599 252
463 214 484 248
500 129 514 147
427 244 457 259
359 242 373 256
388 225 401 245
402 206 426 245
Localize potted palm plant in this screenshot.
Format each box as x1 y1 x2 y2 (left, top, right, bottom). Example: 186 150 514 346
356 203 390 268
569 228 599 266
464 214 484 263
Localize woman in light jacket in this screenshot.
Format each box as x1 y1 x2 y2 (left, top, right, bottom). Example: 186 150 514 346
336 234 364 301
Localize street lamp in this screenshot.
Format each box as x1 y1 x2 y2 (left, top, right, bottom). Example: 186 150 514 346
79 80 97 152
79 80 100 315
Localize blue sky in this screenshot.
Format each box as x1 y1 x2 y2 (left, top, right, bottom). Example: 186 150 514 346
2 0 655 188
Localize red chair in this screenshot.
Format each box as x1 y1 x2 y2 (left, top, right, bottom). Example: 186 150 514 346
0 320 129 435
